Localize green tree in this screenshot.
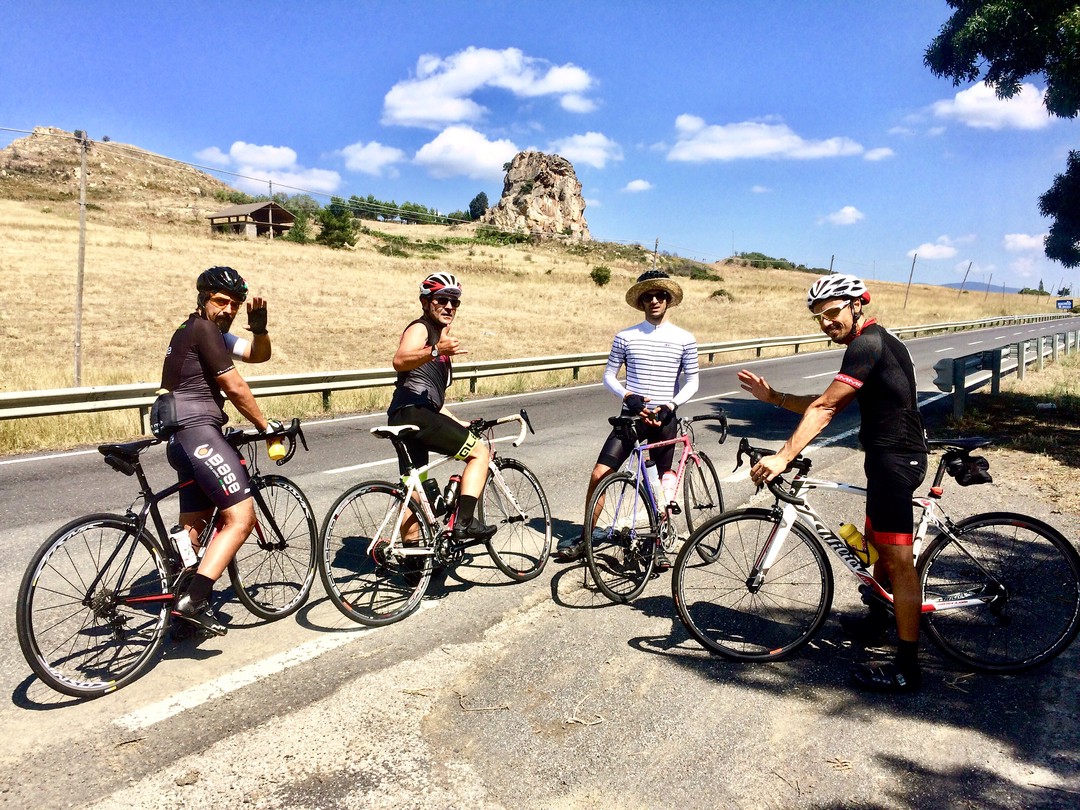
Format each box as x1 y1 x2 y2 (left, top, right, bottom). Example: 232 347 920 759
469 192 489 221
316 198 356 249
281 211 311 244
925 1 1080 267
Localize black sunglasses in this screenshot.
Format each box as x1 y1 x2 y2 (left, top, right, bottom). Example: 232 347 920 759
640 291 670 304
433 296 460 308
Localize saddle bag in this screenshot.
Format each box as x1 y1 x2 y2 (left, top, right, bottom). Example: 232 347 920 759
945 454 992 486
149 390 180 439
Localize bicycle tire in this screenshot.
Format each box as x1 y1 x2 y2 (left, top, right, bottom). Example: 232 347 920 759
481 457 552 582
318 481 433 627
585 471 658 603
16 514 171 698
672 508 834 660
919 511 1080 673
228 474 318 621
682 451 725 562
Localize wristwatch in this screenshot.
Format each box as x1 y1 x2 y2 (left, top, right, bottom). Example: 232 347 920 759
430 344 440 358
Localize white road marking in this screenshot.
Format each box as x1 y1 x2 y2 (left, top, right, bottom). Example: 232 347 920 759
934 347 953 353
113 630 368 732
967 341 984 346
0 449 97 466
804 370 838 379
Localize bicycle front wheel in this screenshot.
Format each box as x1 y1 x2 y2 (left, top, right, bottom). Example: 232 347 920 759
585 471 658 603
228 474 318 621
920 511 1080 673
672 509 833 661
318 481 433 627
16 514 171 698
481 457 552 582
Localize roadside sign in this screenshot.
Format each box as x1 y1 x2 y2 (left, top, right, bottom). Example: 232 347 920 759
1057 299 1074 310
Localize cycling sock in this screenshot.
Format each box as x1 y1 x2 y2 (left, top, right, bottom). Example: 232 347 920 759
896 638 920 674
187 573 215 604
457 494 478 524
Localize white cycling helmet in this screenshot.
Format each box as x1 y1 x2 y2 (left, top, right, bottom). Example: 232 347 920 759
806 273 870 310
420 272 462 299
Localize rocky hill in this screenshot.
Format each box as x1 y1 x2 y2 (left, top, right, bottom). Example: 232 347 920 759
0 126 234 228
482 151 590 241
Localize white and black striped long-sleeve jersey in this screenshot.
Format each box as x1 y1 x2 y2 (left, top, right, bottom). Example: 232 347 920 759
603 320 700 407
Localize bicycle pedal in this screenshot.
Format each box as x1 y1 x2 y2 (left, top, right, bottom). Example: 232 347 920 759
666 502 682 515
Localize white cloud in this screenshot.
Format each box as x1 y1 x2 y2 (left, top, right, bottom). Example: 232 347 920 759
1010 256 1038 278
908 235 959 260
622 179 653 193
584 197 601 208
339 140 407 176
413 125 519 180
1003 232 1047 252
194 146 229 166
863 147 894 161
383 46 596 129
229 141 298 170
932 82 1052 130
751 185 772 194
820 206 864 226
548 131 622 169
668 114 864 162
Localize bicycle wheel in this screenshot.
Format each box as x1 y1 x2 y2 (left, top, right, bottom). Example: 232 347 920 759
16 514 171 698
481 457 552 582
318 481 433 627
683 451 725 562
228 474 318 621
919 511 1080 673
672 509 833 661
585 471 658 603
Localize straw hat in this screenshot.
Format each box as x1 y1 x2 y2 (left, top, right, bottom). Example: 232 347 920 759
625 269 683 311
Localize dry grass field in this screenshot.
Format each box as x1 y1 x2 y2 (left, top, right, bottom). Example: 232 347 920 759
0 197 1061 452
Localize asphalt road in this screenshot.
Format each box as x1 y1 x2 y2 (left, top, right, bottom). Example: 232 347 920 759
2 318 1078 809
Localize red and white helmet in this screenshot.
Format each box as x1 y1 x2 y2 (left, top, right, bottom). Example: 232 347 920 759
420 272 462 299
807 273 870 310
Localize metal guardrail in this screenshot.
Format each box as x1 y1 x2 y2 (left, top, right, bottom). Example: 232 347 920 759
0 313 1071 434
931 327 1080 419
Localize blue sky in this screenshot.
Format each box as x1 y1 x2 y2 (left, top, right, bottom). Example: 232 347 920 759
3 1 1078 294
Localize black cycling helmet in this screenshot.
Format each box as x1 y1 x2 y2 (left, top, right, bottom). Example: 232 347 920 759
196 266 248 301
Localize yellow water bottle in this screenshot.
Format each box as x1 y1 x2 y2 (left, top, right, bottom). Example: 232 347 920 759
266 435 286 461
839 522 878 566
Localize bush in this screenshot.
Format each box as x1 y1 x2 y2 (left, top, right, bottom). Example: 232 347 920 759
591 265 612 287
710 288 733 301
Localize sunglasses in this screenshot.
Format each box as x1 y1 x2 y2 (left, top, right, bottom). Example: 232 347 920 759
640 291 670 304
811 302 852 324
433 296 460 308
207 294 241 311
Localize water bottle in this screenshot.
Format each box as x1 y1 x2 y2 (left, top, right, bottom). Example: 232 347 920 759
170 524 198 568
839 522 878 566
266 436 286 461
661 470 679 505
443 475 462 515
644 460 664 504
421 477 444 515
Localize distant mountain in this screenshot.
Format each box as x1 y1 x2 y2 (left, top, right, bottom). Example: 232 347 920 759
939 281 1027 295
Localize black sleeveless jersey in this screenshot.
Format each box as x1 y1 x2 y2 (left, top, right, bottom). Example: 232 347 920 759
387 316 452 415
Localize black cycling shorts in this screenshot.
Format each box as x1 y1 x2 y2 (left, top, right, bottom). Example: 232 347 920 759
863 451 927 544
167 425 253 513
596 413 678 473
388 405 477 474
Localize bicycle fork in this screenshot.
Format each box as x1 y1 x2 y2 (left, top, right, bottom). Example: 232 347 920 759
746 505 798 592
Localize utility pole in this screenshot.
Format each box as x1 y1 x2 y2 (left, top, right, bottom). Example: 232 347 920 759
956 261 972 300
74 130 90 387
829 255 834 273
653 238 659 271
984 273 993 301
903 253 916 310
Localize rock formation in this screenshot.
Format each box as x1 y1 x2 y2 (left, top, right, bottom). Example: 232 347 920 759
482 151 590 241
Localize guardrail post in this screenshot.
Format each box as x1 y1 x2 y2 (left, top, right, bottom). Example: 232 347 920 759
321 390 331 411
794 343 801 354
1037 336 1045 371
1052 332 1060 363
573 366 580 381
139 405 152 435
952 358 967 421
1016 341 1026 381
470 377 477 393
990 348 1003 395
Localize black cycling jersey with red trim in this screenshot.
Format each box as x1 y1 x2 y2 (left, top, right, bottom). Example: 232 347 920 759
835 322 928 454
160 313 236 429
387 316 452 416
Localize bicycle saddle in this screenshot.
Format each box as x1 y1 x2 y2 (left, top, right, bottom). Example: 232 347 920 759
927 437 993 452
371 425 420 440
97 437 160 463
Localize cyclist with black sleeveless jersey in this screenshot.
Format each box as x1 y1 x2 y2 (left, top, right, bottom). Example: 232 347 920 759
557 269 700 566
737 273 929 693
162 266 278 635
387 272 495 541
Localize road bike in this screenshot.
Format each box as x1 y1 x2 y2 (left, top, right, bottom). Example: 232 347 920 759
16 419 318 698
585 412 728 603
318 409 551 627
672 436 1080 673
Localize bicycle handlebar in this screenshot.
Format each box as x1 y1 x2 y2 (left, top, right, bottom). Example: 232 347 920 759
734 436 811 506
609 410 729 446
226 417 309 466
470 408 535 447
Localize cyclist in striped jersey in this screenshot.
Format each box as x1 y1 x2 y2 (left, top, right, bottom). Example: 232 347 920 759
557 270 699 567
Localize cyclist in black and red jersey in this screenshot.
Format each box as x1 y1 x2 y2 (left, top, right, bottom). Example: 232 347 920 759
737 274 929 693
161 266 278 635
387 272 495 541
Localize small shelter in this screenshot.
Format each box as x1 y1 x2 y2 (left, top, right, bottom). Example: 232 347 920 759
207 202 294 238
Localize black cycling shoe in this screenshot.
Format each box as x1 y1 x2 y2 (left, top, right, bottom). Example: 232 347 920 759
451 517 497 542
172 594 227 637
851 660 921 694
653 549 673 572
555 536 585 561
